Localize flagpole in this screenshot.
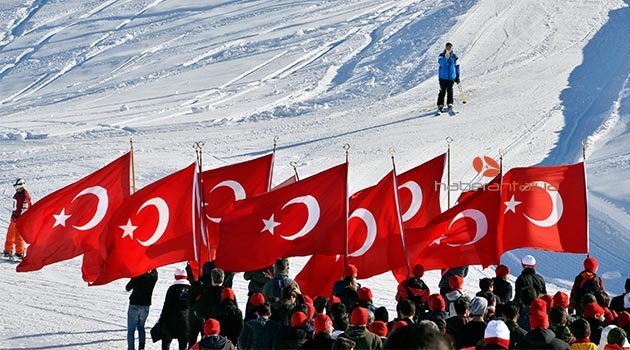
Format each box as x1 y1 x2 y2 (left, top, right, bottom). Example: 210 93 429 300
446 137 453 209
391 149 411 278
582 140 590 258
498 148 505 261
130 136 137 193
269 136 278 191
290 161 300 181
343 143 350 270
194 141 211 263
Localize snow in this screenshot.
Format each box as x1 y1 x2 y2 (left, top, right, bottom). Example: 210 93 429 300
0 0 629 348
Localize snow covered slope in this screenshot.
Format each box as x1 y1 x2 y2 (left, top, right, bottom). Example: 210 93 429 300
0 0 628 348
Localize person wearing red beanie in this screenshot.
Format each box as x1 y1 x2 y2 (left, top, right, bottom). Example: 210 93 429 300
396 264 431 318
189 318 236 350
217 287 243 345
337 307 383 349
570 256 608 315
541 294 554 310
444 275 465 318
274 311 310 348
369 320 388 339
554 291 570 309
425 293 448 322
618 311 630 330
304 314 334 349
493 264 514 303
332 264 360 297
221 288 235 302
357 286 377 314
518 298 571 350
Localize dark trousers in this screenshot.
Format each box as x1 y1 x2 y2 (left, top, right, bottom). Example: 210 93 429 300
437 79 455 107
161 337 187 350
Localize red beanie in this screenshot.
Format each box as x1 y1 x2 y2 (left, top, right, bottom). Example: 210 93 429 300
604 309 616 324
305 302 315 319
449 275 464 290
249 292 265 307
203 318 220 336
369 321 388 337
495 265 509 278
358 287 373 302
327 296 341 309
541 294 554 310
351 307 369 326
530 299 549 329
584 257 598 272
412 264 425 278
429 294 446 312
584 303 605 319
291 311 308 329
221 288 235 301
344 264 358 277
314 314 332 334
553 291 569 309
303 295 313 305
618 311 630 328
393 320 408 330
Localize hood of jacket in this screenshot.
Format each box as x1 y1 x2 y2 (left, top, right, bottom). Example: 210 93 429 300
523 328 556 347
199 334 228 349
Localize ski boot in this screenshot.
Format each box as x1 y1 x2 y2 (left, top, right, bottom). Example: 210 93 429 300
3 251 11 258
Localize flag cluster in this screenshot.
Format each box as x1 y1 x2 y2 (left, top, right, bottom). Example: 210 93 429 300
13 150 588 287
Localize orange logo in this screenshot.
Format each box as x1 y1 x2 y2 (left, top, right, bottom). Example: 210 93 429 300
472 156 500 177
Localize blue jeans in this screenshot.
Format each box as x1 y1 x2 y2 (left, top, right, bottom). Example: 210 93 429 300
127 304 150 350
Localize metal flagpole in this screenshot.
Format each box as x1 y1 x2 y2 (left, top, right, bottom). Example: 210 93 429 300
582 140 590 258
269 136 278 191
446 137 453 208
343 143 350 270
129 136 137 193
290 161 300 181
390 148 411 278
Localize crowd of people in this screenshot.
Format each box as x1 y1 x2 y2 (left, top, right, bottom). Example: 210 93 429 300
124 255 629 350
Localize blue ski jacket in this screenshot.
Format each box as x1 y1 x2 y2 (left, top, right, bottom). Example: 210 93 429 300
438 50 460 81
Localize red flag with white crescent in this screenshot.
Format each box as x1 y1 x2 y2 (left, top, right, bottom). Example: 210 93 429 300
215 163 347 272
91 163 197 285
295 254 343 298
15 153 130 277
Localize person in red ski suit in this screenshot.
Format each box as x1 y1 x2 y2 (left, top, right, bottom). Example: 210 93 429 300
4 178 31 258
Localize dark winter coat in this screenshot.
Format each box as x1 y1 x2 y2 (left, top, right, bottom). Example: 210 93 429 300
445 289 465 318
477 290 502 305
505 320 527 349
570 271 608 314
195 285 224 321
126 270 158 306
517 306 531 332
609 292 629 313
332 280 345 297
516 328 570 350
303 332 334 349
439 267 470 290
446 315 471 343
338 287 360 312
494 277 514 302
160 280 191 340
190 335 236 350
262 271 294 304
243 267 273 295
549 324 573 343
585 317 605 344
397 277 431 314
455 319 486 349
270 300 295 327
217 299 242 345
273 326 310 349
339 326 383 350
238 317 279 350
438 51 460 81
515 268 547 303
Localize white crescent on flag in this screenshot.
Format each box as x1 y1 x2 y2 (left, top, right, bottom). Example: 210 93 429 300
136 197 170 247
348 208 377 257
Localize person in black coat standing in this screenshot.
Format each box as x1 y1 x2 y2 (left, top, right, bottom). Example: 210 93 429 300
126 269 158 350
517 298 570 350
216 288 243 345
190 268 226 345
514 255 547 304
493 265 513 303
160 267 191 350
239 303 280 349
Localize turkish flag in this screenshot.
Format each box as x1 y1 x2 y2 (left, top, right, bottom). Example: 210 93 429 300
215 163 348 272
405 176 501 271
398 153 446 229
274 174 298 189
500 163 587 253
91 163 197 285
15 153 130 275
295 254 343 298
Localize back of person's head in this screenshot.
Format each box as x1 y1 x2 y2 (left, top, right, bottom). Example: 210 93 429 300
431 317 447 335
469 297 488 317
211 267 224 285
429 294 446 312
332 311 349 332
520 286 537 306
291 311 308 329
203 318 221 336
449 275 464 290
313 296 328 314
479 277 494 291
281 285 298 301
553 291 570 309
454 296 471 316
343 275 357 288
274 258 289 273
501 301 520 320
399 299 416 318
571 318 591 339
607 327 627 346
375 306 389 323
549 306 568 326
294 302 309 316
257 303 271 317
344 264 358 278
384 322 451 349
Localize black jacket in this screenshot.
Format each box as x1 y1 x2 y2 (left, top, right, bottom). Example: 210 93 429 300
586 317 606 344
273 327 310 349
270 300 295 327
160 281 191 339
196 285 224 321
505 320 527 349
515 268 546 303
217 299 243 345
126 270 158 306
493 277 513 302
516 328 570 350
445 315 471 343
303 333 334 349
193 335 236 350
609 292 628 313
439 267 469 290
238 317 280 350
455 319 486 349
243 267 273 295
338 287 360 312
339 326 383 350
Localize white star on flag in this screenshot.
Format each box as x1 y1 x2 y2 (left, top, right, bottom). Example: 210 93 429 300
52 209 72 228
119 219 138 239
261 214 281 235
504 195 522 214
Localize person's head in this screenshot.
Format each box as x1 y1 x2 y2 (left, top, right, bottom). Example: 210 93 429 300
584 257 599 273
291 311 308 329
454 296 471 317
351 307 369 327
521 255 536 269
374 306 389 323
343 275 358 290
449 275 464 290
256 303 272 318
358 287 373 303
313 296 328 314
384 322 451 350
282 287 298 304
314 313 333 335
398 299 416 319
501 301 520 322
553 291 570 309
571 318 592 339
530 298 549 329
618 311 630 330
541 294 554 310
584 303 606 321
433 316 447 335
344 264 358 278
274 258 289 274
412 264 425 278
249 292 265 307
221 288 235 302
607 327 628 347
429 294 446 312
495 264 510 279
210 268 224 286
484 320 511 349
13 178 25 192
174 267 187 280
369 320 388 338
581 293 597 310
445 42 453 51
469 297 488 318
520 286 537 306
480 277 494 292
203 318 220 336
549 306 568 326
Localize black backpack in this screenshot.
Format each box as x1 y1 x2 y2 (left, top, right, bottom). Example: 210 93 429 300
579 276 610 306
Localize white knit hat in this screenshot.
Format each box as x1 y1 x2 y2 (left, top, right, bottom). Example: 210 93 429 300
484 320 510 348
521 255 536 268
174 267 187 279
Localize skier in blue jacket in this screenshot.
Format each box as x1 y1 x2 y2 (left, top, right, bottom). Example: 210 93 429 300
437 42 460 112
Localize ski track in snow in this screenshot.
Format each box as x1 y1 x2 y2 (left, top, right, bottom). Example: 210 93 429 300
0 0 629 348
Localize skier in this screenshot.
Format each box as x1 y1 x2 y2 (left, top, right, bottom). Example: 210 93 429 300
437 42 460 113
3 178 31 259
160 267 191 350
514 255 547 303
570 257 609 315
126 269 158 350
